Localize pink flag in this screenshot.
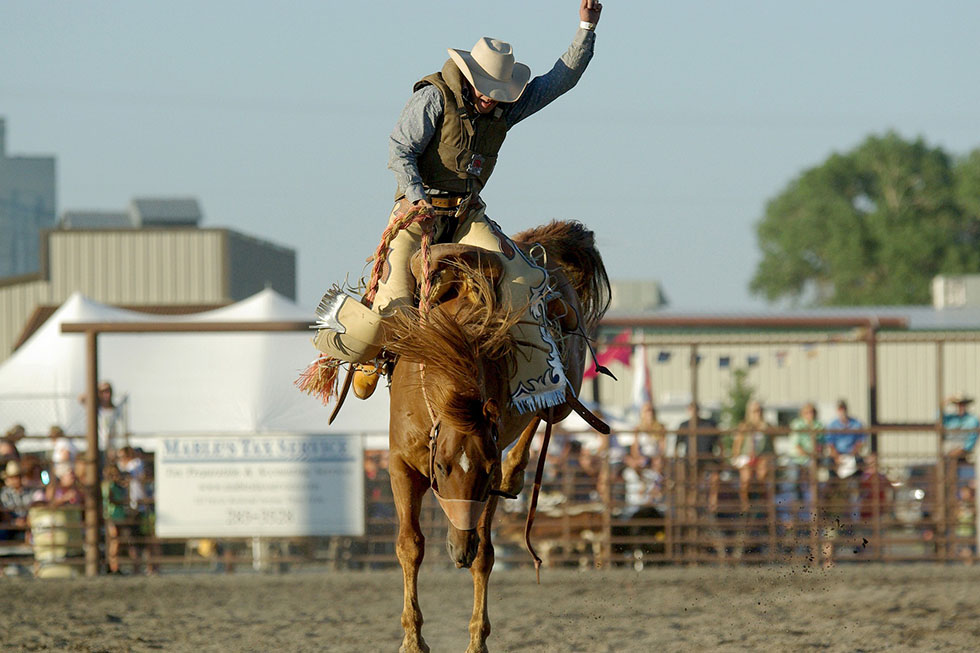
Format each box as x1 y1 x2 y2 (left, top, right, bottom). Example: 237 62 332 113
583 329 632 380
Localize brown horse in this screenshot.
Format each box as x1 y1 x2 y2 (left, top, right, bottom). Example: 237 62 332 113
383 220 609 653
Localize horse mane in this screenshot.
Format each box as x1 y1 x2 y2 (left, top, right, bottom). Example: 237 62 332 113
512 220 611 334
384 262 522 433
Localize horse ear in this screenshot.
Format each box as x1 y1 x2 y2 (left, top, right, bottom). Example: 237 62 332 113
482 398 501 424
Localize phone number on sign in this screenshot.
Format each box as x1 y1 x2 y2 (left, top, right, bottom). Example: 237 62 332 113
225 509 294 525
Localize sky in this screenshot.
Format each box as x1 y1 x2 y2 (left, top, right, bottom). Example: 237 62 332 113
2 1 979 313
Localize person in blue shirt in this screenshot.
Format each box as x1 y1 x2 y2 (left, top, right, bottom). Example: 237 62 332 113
824 399 866 479
943 394 979 460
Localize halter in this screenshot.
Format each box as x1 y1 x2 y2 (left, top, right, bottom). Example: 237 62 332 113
420 363 489 531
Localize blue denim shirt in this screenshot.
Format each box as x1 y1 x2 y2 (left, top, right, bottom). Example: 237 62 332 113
943 412 980 453
825 417 866 455
389 28 596 203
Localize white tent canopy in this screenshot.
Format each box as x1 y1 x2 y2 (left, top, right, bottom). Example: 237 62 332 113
0 289 390 443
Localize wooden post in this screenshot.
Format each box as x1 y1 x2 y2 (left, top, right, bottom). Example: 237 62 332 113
935 341 948 562
599 444 612 569
975 454 980 560
866 325 879 454
687 345 699 562
809 444 819 565
83 329 103 577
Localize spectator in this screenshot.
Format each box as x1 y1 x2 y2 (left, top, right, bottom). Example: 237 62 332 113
3 424 26 446
676 402 722 516
858 453 892 523
954 485 976 564
631 402 666 460
786 403 823 507
0 461 34 540
117 447 147 511
102 463 132 574
620 450 664 519
561 440 600 503
0 438 20 466
674 402 718 459
48 425 78 482
730 399 774 510
824 399 866 479
19 455 47 500
80 380 126 461
943 394 979 461
45 468 82 508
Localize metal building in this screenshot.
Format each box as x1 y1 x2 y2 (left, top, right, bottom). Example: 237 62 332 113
0 118 57 279
0 209 296 362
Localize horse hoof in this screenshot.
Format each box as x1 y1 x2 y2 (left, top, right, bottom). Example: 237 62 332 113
399 639 430 653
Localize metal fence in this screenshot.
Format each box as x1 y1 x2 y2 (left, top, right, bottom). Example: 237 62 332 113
3 328 979 574
5 427 976 576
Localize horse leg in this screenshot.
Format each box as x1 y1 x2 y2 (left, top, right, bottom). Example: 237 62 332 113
500 417 540 496
391 458 430 653
467 494 499 653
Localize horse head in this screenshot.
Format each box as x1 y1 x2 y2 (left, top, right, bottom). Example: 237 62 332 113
387 246 521 564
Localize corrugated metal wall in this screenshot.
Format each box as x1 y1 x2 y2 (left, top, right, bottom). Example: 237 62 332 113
0 279 51 358
595 332 980 465
46 230 226 304
225 231 296 300
597 334 869 419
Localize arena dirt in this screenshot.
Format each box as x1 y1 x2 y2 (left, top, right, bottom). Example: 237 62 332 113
3 564 979 652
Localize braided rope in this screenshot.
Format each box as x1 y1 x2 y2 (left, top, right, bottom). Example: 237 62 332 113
297 205 438 407
364 205 435 315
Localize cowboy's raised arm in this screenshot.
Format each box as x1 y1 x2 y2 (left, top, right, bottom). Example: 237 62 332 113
388 86 445 204
505 0 603 127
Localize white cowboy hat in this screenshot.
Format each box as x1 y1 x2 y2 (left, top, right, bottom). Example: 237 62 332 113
950 393 975 405
448 37 531 103
2 460 21 478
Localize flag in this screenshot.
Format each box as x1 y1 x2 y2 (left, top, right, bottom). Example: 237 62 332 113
747 354 759 367
583 329 633 380
718 356 731 369
657 350 671 363
631 343 653 413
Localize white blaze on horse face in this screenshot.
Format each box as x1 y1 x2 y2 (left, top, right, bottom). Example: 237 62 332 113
458 449 472 474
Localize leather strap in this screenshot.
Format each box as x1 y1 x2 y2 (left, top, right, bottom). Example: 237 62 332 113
524 407 553 584
327 366 355 425
564 386 611 435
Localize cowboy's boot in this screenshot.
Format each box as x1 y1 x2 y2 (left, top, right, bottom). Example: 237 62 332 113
312 290 385 363
352 364 380 399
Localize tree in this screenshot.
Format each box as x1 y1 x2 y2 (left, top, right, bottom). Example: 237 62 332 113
721 367 754 428
751 132 980 305
720 367 754 454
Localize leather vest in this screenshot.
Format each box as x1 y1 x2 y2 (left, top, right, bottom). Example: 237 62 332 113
413 60 509 194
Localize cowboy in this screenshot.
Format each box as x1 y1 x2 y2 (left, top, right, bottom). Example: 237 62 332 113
314 1 603 413
943 394 979 460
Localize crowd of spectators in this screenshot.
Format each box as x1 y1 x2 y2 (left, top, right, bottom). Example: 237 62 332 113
521 393 978 563
0 380 156 575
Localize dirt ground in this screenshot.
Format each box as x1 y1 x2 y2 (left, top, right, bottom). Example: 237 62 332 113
2 564 979 652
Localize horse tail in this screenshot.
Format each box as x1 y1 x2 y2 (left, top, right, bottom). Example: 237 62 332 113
513 220 611 334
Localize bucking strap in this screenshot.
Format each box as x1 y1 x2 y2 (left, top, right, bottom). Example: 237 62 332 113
564 386 610 435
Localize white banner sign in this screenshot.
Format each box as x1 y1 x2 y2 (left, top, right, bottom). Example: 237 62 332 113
155 434 364 537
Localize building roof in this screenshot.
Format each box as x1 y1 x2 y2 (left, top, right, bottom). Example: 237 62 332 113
129 197 202 226
61 210 133 229
603 304 980 331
